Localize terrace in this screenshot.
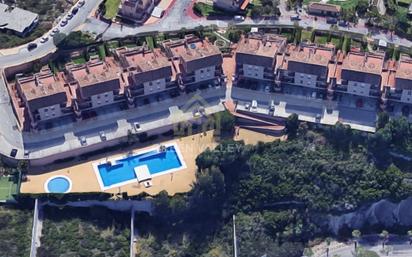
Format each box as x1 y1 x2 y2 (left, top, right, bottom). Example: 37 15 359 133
20 131 219 196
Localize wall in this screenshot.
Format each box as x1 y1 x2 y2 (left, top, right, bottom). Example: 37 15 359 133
143 78 166 95
294 72 318 88
91 91 114 108
347 81 371 97
242 64 264 80
194 66 216 83
37 104 63 121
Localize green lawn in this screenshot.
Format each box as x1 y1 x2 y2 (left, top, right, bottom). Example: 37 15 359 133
193 2 225 17
398 0 412 6
327 0 359 10
71 56 86 65
98 44 107 59
301 30 313 42
0 177 17 201
314 35 328 44
330 36 341 45
104 0 121 20
303 0 321 5
145 36 155 49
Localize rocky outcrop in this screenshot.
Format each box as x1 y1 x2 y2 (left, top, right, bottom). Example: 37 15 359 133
327 197 412 235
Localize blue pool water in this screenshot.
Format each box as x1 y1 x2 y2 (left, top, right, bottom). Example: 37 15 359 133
98 146 183 187
47 177 71 193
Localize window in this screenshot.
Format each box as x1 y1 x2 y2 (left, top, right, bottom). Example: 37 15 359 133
51 107 55 111
97 95 101 99
200 70 204 73
44 108 48 112
104 93 108 98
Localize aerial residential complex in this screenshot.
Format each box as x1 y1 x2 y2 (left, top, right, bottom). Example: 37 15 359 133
229 33 412 130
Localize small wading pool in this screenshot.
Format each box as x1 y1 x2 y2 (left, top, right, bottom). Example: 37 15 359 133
45 176 72 193
95 144 185 189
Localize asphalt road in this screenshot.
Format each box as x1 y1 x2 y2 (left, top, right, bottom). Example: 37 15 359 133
0 0 102 68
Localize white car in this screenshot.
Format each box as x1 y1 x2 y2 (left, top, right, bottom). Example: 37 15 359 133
78 0 85 7
40 36 48 43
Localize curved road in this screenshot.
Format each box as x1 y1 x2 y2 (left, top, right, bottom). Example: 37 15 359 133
0 0 102 69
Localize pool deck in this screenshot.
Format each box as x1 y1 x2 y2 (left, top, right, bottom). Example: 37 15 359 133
20 131 219 196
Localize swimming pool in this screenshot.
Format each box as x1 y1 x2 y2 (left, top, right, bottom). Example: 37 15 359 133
94 144 186 190
45 176 72 193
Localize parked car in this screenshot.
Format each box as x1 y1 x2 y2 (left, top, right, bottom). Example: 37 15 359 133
99 131 107 141
326 17 338 24
251 100 258 111
67 13 73 20
27 43 37 51
290 15 301 21
264 85 271 93
245 102 251 110
234 15 245 22
78 0 85 7
40 36 48 43
80 136 87 146
60 20 68 27
133 122 141 132
52 28 60 34
338 20 348 27
269 100 275 114
71 7 79 15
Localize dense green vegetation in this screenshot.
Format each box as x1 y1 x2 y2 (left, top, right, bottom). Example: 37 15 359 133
193 3 225 17
133 116 412 256
38 206 130 257
53 31 96 49
250 0 280 18
0 0 73 49
0 206 32 257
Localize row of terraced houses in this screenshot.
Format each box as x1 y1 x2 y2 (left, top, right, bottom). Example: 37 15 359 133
235 33 412 119
8 35 223 131
8 33 412 132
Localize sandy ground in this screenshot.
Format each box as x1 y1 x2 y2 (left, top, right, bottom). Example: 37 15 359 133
21 131 218 196
223 56 235 85
234 128 285 145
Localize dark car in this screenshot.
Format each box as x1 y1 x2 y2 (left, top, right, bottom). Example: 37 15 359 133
326 17 338 24
338 20 349 27
10 149 17 158
72 7 79 15
27 43 37 51
290 15 301 21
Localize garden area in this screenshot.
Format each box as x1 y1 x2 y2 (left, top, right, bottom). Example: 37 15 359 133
0 0 74 49
0 206 32 257
0 176 18 201
38 206 130 257
103 0 121 20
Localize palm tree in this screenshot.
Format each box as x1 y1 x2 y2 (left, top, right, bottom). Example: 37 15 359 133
380 230 389 250
352 230 361 250
407 230 412 245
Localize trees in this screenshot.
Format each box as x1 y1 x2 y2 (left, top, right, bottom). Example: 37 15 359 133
376 112 389 130
379 230 389 250
215 111 235 135
286 113 299 138
352 230 361 250
54 31 95 49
